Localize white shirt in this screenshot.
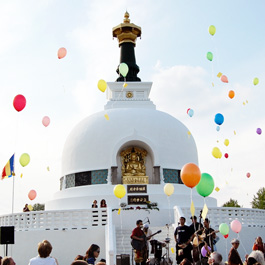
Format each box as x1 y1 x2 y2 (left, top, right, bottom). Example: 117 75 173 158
29 256 57 265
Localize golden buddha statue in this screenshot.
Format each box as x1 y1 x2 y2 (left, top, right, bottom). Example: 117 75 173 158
124 152 145 176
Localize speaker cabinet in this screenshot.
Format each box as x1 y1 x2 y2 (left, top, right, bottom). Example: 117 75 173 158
116 254 130 265
0 226 15 244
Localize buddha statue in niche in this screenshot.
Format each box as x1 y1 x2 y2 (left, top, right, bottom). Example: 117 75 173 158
121 147 147 177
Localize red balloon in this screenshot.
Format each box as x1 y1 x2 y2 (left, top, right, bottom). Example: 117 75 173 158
13 94 26 112
28 190 37 200
58 47 67 59
224 153 229 159
224 234 229 239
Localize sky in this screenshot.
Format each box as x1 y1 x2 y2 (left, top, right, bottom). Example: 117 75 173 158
0 0 265 214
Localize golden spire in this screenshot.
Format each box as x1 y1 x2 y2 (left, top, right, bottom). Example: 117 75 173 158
112 11 141 46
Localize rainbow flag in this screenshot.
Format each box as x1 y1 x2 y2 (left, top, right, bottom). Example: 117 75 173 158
2 154 15 179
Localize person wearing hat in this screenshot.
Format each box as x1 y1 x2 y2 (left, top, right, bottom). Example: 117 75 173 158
143 223 153 260
228 239 243 265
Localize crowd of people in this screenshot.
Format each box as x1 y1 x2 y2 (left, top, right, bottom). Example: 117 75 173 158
0 240 105 265
130 217 265 265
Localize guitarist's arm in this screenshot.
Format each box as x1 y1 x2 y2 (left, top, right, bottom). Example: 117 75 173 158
131 235 144 241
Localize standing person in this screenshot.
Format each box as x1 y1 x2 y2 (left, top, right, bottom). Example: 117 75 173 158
203 218 216 252
92 200 98 208
143 223 153 260
100 199 107 208
85 244 100 265
131 220 147 265
228 239 243 265
28 240 57 265
2 257 16 265
252 237 265 253
174 217 193 264
189 215 203 263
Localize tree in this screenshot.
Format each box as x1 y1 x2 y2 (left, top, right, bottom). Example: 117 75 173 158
222 198 241 207
251 187 265 209
32 203 45 211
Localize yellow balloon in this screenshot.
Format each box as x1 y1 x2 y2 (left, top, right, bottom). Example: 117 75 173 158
212 147 222 159
164 183 174 196
224 139 229 146
97 79 107 92
113 184 126 199
208 25 216 36
19 153 30 167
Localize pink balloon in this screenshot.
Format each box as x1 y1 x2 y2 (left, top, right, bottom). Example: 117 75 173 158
246 172 251 178
28 190 37 200
230 219 242 233
58 47 67 59
42 116 50 127
221 75 228 83
13 94 26 112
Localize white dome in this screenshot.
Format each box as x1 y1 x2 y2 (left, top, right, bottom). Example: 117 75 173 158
62 107 198 176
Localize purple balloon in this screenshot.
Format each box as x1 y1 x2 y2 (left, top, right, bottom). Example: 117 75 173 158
201 246 211 257
256 128 262 135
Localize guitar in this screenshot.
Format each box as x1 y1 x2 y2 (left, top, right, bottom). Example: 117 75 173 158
131 230 162 250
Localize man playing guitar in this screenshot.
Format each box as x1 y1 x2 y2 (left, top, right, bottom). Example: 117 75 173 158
131 220 147 265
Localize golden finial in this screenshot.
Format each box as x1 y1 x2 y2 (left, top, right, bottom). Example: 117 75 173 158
124 11 130 23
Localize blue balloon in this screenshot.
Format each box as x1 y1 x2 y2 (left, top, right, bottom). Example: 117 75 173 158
216 126 220 131
188 109 194 117
214 113 224 125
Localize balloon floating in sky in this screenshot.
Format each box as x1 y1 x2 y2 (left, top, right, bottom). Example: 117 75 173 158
206 52 213 61
180 163 201 188
19 153 30 167
28 190 37 200
224 153 229 159
246 172 251 178
42 116 50 127
221 75 228 83
58 47 67 59
188 109 194 117
228 90 235 99
224 139 229 146
256 128 262 135
98 79 107 92
164 183 174 196
214 113 224 125
196 173 215 197
219 223 229 235
212 147 222 159
208 25 216 36
119 63 129 77
13 94 26 112
253 77 259 86
224 234 229 239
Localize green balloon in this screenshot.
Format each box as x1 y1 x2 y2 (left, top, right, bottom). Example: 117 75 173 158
119 63 129 77
19 153 30 167
208 25 216 36
206 52 213 61
253 77 259 85
219 223 229 235
196 173 214 197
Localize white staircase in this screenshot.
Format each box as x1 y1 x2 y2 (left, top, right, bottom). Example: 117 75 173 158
116 226 176 265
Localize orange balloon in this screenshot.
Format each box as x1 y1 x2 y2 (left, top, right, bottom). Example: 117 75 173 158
180 163 201 188
58 47 67 59
228 90 235 99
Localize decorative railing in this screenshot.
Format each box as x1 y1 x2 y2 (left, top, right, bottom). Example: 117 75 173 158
178 207 265 228
0 208 108 231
